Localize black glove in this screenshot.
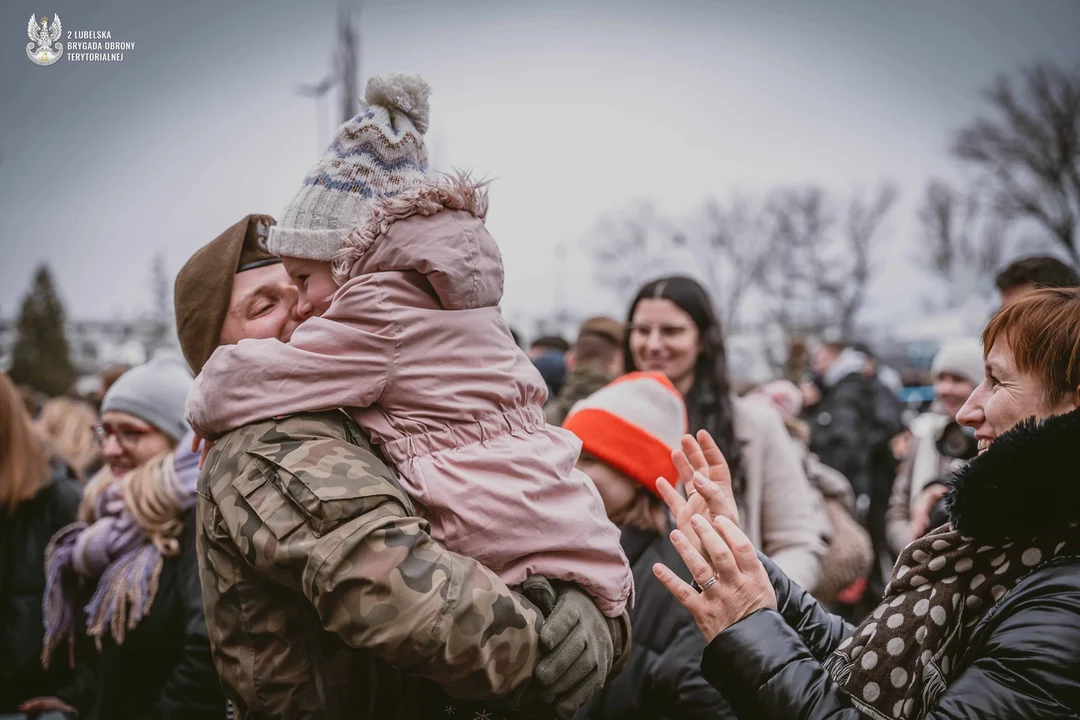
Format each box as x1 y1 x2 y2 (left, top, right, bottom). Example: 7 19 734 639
527 582 615 719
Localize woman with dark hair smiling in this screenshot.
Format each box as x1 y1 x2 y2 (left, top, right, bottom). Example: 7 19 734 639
656 287 1080 719
625 275 825 591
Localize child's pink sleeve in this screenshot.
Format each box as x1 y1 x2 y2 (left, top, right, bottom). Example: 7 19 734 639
186 277 396 439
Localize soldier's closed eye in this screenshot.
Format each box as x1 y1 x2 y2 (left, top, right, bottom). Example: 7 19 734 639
248 297 275 318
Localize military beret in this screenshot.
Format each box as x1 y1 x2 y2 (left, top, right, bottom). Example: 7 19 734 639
174 215 278 374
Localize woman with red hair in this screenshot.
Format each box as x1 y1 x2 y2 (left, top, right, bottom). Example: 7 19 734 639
659 288 1080 718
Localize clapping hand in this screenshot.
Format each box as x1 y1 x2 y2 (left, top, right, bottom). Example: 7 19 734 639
655 430 740 556
654 514 776 644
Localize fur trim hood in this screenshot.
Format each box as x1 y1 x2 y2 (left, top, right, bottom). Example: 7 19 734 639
823 348 869 388
946 406 1080 542
332 171 489 285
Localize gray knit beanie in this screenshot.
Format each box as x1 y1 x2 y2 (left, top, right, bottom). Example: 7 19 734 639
931 339 985 386
268 73 433 262
101 353 194 442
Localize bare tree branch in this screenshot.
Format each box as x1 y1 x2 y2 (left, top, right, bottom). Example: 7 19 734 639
952 62 1080 262
757 183 896 346
917 179 1006 304
677 194 769 331
587 182 894 369
586 203 677 308
837 182 897 332
757 187 835 344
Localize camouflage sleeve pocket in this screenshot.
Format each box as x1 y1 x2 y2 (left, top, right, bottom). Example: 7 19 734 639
234 468 307 541
249 440 406 538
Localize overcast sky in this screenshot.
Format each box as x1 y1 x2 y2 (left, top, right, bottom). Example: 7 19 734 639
2 0 1079 335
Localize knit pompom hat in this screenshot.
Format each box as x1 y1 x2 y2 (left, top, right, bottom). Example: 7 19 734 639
268 73 433 262
563 372 688 497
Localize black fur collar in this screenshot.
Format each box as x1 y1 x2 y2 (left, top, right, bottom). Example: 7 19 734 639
946 406 1080 542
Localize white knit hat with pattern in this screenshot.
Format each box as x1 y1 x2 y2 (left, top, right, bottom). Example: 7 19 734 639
268 73 432 261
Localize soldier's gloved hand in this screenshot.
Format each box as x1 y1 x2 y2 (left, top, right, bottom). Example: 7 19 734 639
521 575 557 617
532 582 614 719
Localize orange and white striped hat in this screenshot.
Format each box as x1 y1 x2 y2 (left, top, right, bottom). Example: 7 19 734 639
562 372 688 497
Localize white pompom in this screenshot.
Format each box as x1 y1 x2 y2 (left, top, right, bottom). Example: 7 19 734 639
364 73 432 134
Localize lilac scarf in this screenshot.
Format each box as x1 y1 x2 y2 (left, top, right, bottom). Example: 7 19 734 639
42 435 200 667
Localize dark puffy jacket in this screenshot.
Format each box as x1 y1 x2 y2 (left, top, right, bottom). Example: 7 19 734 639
702 406 1080 718
810 372 903 497
0 463 81 712
575 525 734 720
809 373 875 498
702 554 1080 718
811 372 903 597
56 507 226 720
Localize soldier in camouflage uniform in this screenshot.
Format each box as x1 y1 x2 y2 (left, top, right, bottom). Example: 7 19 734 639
545 317 625 427
175 216 630 719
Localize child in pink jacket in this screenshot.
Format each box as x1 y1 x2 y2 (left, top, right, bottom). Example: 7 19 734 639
186 74 632 617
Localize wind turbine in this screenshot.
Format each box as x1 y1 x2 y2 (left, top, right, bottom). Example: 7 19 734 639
295 0 361 152
336 0 361 123
295 75 336 153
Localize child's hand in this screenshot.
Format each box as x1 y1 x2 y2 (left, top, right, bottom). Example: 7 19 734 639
674 431 739 526
191 433 217 470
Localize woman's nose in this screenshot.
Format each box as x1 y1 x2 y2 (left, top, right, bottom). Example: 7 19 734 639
955 385 985 427
644 329 664 352
101 434 125 459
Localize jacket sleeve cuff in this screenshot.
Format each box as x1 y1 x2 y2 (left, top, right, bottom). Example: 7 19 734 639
607 610 633 676
701 609 818 714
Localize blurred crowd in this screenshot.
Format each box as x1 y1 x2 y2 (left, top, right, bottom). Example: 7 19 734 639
3 71 1080 720
4 251 1077 720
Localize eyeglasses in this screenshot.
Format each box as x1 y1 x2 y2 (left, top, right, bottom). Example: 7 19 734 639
93 423 153 451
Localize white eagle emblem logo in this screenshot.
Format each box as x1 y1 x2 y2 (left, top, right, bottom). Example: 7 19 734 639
27 14 63 66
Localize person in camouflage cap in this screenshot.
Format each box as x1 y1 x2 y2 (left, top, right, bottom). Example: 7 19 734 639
176 217 630 719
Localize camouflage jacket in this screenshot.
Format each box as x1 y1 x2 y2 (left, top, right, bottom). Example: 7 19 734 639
197 411 550 719
544 367 615 427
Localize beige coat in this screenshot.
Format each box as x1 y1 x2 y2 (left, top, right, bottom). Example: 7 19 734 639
732 396 828 592
885 413 963 557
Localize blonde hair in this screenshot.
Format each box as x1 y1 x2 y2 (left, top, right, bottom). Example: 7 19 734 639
39 397 101 482
0 371 49 515
79 452 186 556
